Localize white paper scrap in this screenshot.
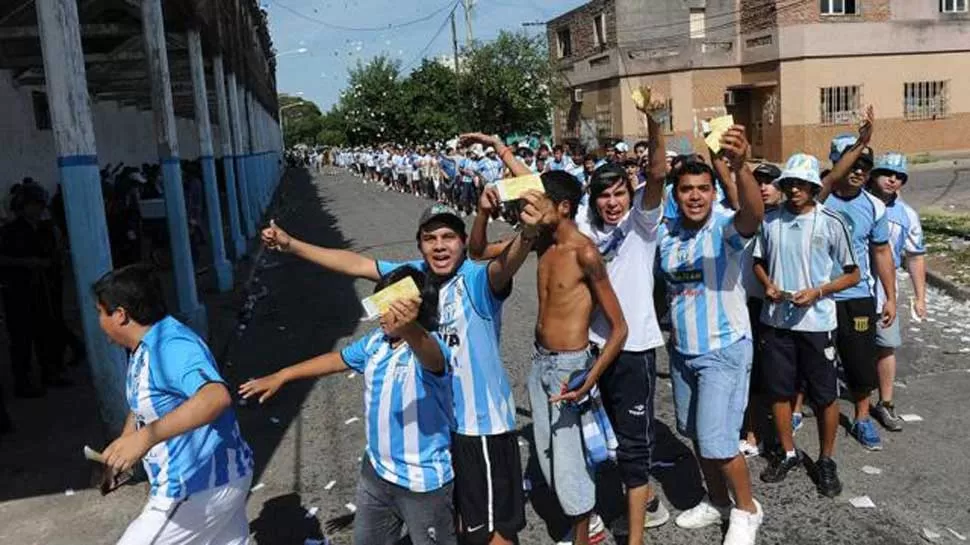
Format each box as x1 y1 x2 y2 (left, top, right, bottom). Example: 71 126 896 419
861 465 882 475
893 381 908 389
65 489 76 496
237 398 248 406
347 372 356 379
269 417 281 425
305 506 319 518
346 502 357 513
324 480 336 491
250 482 266 492
923 528 942 542
849 496 876 508
899 414 923 422
947 528 967 541
910 327 921 333
345 417 359 425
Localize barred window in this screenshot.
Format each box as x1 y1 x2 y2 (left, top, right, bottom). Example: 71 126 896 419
904 81 949 120
820 86 861 125
820 0 857 15
940 0 968 13
557 28 572 58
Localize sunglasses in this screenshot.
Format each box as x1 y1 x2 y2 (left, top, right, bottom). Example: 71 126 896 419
851 160 873 173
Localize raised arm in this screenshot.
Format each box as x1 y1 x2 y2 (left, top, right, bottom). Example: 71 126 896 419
720 126 764 236
383 299 447 375
468 185 507 261
819 105 874 201
640 98 667 210
460 133 532 178
710 153 739 211
486 190 549 292
551 243 627 403
262 219 380 281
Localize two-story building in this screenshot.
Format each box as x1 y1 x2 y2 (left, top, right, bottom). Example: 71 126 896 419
548 0 970 161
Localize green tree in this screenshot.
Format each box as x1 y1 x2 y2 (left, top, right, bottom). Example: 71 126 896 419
400 59 459 144
279 94 324 148
460 31 562 136
340 55 405 145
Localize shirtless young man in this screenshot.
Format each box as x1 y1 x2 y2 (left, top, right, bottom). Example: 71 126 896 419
528 170 628 545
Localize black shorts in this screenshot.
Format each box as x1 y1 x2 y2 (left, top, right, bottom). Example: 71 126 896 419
747 298 764 395
835 297 878 392
760 326 839 407
451 432 525 543
598 349 656 489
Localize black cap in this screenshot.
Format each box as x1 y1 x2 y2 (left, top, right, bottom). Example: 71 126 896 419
417 204 465 235
752 163 782 180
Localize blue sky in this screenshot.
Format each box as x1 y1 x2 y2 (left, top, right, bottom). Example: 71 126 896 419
263 0 586 111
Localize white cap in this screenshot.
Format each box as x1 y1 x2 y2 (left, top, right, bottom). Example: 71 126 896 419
485 146 495 154
614 142 630 153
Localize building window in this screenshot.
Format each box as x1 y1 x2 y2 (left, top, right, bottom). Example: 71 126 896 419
659 97 675 134
689 9 706 39
32 91 51 131
595 104 612 139
820 85 861 125
940 0 968 12
557 28 572 58
820 0 857 15
904 81 949 120
593 13 607 47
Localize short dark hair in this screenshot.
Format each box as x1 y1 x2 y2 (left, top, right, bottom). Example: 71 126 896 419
540 170 583 219
672 159 716 189
552 145 564 153
93 264 168 326
587 164 633 227
375 265 439 332
583 153 598 164
634 140 649 152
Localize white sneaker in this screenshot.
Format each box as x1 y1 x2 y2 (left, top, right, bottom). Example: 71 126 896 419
589 513 605 536
645 497 670 528
675 500 731 529
739 439 760 458
723 500 763 545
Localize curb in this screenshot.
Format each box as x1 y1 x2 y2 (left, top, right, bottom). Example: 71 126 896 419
926 269 970 302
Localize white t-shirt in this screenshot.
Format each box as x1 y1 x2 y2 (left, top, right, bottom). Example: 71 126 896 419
576 188 665 351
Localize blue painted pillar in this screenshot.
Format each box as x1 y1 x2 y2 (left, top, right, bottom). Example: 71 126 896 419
213 55 245 259
244 90 261 215
36 0 127 435
228 73 255 238
187 29 232 292
142 0 207 334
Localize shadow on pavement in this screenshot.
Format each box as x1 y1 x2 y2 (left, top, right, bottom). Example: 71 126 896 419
250 492 324 545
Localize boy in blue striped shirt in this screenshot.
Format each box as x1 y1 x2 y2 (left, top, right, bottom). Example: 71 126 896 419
658 126 765 545
240 266 457 545
753 154 860 497
95 265 254 545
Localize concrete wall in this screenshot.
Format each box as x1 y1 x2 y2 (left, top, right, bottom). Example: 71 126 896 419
780 51 970 159
1 69 221 196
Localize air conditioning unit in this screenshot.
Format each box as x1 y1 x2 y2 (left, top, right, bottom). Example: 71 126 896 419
724 90 736 106
574 88 584 103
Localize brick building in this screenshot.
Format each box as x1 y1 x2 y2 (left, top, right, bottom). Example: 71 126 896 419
547 0 970 162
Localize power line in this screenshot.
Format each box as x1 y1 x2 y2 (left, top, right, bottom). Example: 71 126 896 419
401 2 460 72
267 0 458 32
612 0 803 36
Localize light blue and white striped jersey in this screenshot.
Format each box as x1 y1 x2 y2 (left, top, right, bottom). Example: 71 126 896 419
476 157 504 184
659 209 751 356
341 329 454 492
876 196 925 310
377 259 516 436
548 157 575 172
126 316 253 503
753 204 857 332
823 189 889 300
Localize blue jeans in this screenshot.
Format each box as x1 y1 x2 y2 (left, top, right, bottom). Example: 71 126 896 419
669 338 752 460
528 344 596 517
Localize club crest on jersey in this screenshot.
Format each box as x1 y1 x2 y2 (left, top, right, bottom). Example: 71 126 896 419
853 316 869 332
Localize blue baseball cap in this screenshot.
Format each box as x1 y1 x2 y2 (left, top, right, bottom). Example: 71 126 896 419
829 133 858 163
873 152 909 183
776 153 822 187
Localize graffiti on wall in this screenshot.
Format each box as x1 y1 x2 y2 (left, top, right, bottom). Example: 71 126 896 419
762 92 778 126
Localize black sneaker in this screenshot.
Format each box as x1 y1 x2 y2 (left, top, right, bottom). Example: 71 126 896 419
815 457 843 498
760 450 804 483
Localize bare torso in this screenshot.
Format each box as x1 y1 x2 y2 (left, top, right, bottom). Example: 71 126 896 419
535 228 595 352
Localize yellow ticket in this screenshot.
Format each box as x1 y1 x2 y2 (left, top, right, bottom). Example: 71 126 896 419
704 114 735 154
631 86 651 110
496 174 545 202
361 276 420 319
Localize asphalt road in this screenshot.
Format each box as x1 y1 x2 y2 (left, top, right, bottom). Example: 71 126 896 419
3 166 968 545
896 162 970 212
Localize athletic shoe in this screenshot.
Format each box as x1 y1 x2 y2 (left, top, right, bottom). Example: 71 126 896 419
556 515 606 545
739 439 760 458
872 402 903 432
815 457 842 497
645 496 671 528
792 412 804 433
850 418 883 450
723 499 763 545
589 513 605 536
675 500 731 529
760 450 804 483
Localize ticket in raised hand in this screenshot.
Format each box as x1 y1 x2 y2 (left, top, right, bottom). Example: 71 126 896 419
704 114 735 154
631 86 651 110
496 174 545 202
361 276 421 320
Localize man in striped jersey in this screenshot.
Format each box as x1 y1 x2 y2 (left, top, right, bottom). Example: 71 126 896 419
95 265 254 545
866 153 927 432
241 266 456 545
658 126 765 545
753 154 860 497
261 135 544 544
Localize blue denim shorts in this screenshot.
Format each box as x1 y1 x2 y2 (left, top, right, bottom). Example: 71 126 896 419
669 338 752 460
875 318 902 349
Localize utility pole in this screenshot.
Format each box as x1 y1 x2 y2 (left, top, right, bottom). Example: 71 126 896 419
463 0 473 47
451 9 462 132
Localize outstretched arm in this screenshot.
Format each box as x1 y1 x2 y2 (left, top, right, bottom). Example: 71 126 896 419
262 219 380 281
551 244 627 403
239 352 349 404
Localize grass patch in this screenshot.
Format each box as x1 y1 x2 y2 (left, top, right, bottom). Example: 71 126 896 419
909 153 936 165
922 211 970 286
921 212 970 239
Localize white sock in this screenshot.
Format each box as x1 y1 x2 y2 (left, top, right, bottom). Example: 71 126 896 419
785 449 797 459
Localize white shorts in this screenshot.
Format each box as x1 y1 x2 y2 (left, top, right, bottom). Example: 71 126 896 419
116 473 252 545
